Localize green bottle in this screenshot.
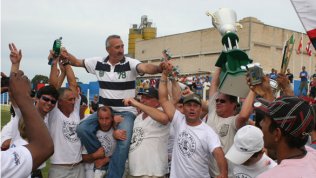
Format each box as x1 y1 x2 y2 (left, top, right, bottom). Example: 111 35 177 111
48 37 62 65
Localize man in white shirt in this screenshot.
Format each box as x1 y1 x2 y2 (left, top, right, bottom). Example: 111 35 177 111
206 67 255 177
1 43 59 178
61 35 165 178
123 87 170 177
1 70 54 178
159 67 228 178
82 105 117 178
47 54 84 178
225 125 276 178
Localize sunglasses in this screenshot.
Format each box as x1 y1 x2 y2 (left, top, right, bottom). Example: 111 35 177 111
41 96 57 104
215 99 227 104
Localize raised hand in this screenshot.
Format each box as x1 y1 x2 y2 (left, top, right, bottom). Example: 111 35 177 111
9 43 22 64
247 75 274 101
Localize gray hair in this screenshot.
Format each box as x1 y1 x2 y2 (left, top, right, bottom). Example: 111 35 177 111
105 35 121 48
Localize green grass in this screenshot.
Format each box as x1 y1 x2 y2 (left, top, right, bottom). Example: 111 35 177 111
1 105 50 178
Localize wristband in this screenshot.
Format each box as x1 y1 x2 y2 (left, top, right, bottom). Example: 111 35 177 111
160 79 168 83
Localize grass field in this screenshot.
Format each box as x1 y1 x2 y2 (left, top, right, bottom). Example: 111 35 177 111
1 104 50 178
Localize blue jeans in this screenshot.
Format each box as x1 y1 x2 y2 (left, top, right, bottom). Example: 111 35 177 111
76 111 136 178
107 111 136 178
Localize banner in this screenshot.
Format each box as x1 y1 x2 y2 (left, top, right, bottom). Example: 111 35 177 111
291 0 316 49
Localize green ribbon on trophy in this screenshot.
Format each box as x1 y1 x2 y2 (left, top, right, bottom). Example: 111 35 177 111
207 8 253 98
162 49 180 81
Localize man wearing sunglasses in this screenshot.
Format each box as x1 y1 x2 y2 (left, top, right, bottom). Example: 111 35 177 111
1 43 59 178
207 67 255 178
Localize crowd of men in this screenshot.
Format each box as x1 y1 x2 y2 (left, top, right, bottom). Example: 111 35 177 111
1 35 316 178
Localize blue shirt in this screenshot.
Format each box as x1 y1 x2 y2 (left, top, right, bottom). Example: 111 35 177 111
300 71 308 81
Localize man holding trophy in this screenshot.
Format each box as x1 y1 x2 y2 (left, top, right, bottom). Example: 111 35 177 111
206 8 256 177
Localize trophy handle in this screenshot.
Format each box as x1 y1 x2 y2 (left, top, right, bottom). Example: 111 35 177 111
236 23 243 30
206 11 219 28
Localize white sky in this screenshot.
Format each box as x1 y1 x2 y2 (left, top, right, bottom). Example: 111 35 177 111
1 0 304 83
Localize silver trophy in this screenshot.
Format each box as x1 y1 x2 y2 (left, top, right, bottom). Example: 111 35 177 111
206 8 252 98
207 8 242 50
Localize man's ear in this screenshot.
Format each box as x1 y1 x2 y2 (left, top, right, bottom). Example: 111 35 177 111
274 127 283 142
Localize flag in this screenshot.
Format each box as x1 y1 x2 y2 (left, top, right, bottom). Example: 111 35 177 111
297 36 303 54
281 34 295 74
306 41 312 56
290 0 316 50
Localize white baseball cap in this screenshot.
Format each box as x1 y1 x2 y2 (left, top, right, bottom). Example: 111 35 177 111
225 125 264 165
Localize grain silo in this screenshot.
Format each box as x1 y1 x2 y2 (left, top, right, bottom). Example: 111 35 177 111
128 15 157 58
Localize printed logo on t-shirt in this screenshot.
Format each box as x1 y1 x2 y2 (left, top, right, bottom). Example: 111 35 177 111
129 127 144 152
219 124 230 137
62 121 79 143
99 70 104 77
177 130 196 158
235 173 251 178
98 135 114 157
12 151 21 166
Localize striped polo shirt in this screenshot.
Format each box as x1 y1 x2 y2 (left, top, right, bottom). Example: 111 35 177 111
84 56 141 115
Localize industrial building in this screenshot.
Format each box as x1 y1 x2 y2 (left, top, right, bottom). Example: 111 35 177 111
129 16 314 79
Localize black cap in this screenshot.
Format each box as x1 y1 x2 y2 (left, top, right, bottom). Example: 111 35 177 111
138 87 158 99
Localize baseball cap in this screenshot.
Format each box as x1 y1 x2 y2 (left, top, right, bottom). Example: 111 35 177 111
138 87 158 99
183 94 202 105
225 125 264 165
254 96 314 139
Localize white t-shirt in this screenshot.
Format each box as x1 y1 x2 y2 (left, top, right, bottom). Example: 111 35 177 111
1 117 13 145
233 153 277 178
170 110 221 178
207 92 238 177
3 107 49 170
96 129 116 157
128 109 170 176
84 56 141 115
1 146 33 178
47 97 82 164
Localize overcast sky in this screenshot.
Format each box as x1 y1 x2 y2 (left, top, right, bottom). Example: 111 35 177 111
1 0 304 83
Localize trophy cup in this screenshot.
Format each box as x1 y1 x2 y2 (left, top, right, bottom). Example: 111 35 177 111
207 8 252 98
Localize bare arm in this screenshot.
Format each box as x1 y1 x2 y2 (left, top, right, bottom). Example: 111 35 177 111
10 70 54 171
170 80 182 105
56 60 66 89
60 48 84 67
137 62 163 75
82 147 105 163
212 147 228 178
159 70 176 121
64 64 78 98
48 57 60 89
9 43 22 107
236 90 256 129
123 98 169 125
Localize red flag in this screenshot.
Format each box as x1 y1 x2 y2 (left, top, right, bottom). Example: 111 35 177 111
291 0 316 50
306 41 312 56
297 36 302 54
